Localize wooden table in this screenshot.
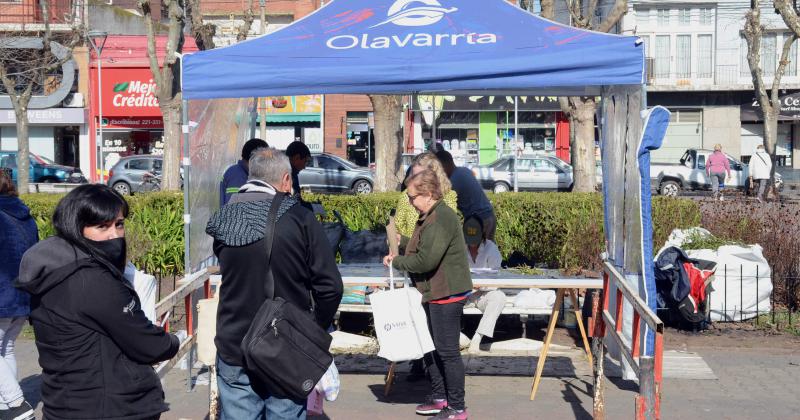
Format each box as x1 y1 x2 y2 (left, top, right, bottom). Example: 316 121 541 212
337 264 603 398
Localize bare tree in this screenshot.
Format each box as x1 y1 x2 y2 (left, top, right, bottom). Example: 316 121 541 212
0 0 83 192
745 0 795 196
369 95 405 191
540 0 628 192
237 0 256 42
185 0 215 50
138 0 185 191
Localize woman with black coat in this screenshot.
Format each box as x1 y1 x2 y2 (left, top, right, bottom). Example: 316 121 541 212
16 185 179 419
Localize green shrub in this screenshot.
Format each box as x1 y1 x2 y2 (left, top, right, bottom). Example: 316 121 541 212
20 192 185 275
21 191 701 275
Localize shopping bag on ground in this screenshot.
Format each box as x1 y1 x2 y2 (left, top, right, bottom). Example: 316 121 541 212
370 267 435 362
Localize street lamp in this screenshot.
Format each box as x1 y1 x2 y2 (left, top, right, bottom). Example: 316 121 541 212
88 30 108 183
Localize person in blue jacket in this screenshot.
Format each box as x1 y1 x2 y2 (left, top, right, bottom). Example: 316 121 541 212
219 138 268 205
0 168 38 420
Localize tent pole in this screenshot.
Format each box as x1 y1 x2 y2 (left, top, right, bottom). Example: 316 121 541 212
432 95 437 146
641 83 648 111
181 99 191 276
514 96 519 192
250 97 258 139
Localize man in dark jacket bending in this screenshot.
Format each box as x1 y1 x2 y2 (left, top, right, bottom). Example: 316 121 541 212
206 147 343 419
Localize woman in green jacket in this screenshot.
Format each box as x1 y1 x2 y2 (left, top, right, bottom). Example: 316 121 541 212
383 169 472 420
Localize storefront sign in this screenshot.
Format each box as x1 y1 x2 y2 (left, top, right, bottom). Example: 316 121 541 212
0 108 85 125
92 68 162 117
742 91 800 121
100 117 164 129
412 95 563 112
265 95 322 114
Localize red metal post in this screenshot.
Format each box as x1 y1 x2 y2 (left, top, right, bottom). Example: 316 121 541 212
185 294 194 337
631 311 641 358
654 331 664 419
204 278 212 299
615 289 624 333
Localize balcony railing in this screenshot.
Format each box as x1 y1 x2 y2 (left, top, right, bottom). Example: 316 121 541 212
0 0 80 25
646 59 800 88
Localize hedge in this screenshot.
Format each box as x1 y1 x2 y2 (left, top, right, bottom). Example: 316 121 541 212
21 192 185 275
21 191 701 275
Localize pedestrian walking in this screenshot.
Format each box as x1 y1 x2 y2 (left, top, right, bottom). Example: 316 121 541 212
749 145 773 202
16 184 179 419
286 141 311 198
206 148 342 420
384 169 473 420
706 144 731 201
0 169 37 420
219 138 269 205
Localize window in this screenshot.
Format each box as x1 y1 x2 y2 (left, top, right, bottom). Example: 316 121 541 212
637 8 650 26
740 35 750 77
533 159 558 173
697 155 706 170
676 35 691 78
127 160 151 171
655 35 671 78
700 8 714 25
152 159 162 171
763 33 777 77
657 9 670 26
515 159 532 172
678 8 691 26
0 154 16 169
789 36 798 76
698 35 713 78
316 155 341 170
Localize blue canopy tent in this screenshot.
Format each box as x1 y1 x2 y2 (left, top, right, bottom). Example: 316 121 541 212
180 0 665 411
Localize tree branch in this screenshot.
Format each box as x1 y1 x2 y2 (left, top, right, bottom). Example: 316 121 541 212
237 0 256 42
745 2 773 118
773 34 797 105
186 0 215 50
597 0 628 33
775 0 800 39
138 0 164 90
540 0 555 20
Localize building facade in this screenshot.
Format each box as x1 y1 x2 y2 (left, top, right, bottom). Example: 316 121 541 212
624 0 800 168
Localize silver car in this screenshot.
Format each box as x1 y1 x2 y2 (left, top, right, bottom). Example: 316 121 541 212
107 155 163 195
473 155 574 193
298 153 374 194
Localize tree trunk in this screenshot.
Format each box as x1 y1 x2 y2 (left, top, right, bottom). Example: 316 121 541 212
161 99 183 191
570 97 598 192
14 108 30 192
368 95 404 192
764 109 780 197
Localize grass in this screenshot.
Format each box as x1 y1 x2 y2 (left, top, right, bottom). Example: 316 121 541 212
753 310 800 336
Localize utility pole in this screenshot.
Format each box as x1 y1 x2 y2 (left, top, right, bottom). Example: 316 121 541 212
259 0 267 141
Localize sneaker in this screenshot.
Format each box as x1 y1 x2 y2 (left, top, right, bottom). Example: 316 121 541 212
0 401 35 420
415 397 448 415
432 406 469 419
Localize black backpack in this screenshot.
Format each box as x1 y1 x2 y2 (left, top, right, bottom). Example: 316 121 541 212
240 193 333 400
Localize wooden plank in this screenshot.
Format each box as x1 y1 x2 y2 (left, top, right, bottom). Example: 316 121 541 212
155 334 196 378
156 269 211 318
604 262 663 333
602 310 640 376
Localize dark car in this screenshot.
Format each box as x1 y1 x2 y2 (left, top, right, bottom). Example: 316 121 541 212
298 153 374 194
0 151 86 184
107 155 164 195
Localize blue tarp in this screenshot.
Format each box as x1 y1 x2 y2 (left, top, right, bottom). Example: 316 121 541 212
182 0 644 99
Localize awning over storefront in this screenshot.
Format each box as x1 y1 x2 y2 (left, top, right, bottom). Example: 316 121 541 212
182 0 644 99
257 113 321 123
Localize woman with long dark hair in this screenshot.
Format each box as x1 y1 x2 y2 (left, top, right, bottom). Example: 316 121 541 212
16 184 179 419
0 169 38 420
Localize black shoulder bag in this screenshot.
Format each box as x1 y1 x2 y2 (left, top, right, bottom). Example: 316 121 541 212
240 193 333 400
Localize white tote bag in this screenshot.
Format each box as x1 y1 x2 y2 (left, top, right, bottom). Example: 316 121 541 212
370 267 435 362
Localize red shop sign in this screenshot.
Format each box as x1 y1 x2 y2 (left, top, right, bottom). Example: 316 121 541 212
92 68 162 118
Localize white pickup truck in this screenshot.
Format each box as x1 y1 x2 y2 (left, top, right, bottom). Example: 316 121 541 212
650 148 783 196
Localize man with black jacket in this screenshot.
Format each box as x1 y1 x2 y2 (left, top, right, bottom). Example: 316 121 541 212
206 147 343 419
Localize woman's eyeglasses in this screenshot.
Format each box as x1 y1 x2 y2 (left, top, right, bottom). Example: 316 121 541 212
406 193 419 202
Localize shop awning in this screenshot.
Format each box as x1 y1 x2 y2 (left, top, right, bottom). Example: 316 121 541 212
260 113 321 123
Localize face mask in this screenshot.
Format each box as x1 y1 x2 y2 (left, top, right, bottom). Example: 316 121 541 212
86 237 127 273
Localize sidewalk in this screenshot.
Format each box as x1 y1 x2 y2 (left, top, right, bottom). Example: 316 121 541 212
15 335 800 419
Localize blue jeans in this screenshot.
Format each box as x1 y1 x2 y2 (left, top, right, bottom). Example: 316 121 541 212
217 356 307 420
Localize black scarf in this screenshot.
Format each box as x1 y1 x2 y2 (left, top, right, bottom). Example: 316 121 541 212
86 237 127 274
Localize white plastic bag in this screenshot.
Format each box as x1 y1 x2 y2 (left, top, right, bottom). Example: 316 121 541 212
706 245 772 322
370 267 435 362
513 288 556 309
123 262 157 324
315 361 340 401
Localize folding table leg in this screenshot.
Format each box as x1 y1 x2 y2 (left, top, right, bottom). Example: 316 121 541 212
384 362 397 396
570 289 593 365
530 288 564 401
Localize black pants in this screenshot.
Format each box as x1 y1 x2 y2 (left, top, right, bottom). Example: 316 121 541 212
423 300 466 411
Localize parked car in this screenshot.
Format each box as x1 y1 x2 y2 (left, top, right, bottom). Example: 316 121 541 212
299 153 374 194
0 151 86 184
472 155 578 193
107 155 165 195
651 148 783 196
